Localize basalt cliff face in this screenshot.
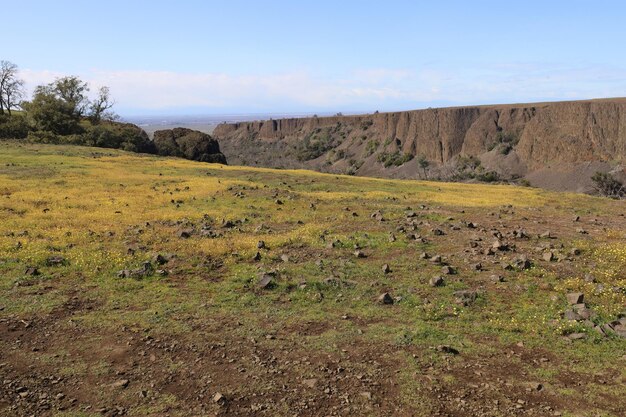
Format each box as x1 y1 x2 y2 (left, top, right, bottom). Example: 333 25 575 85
213 99 626 192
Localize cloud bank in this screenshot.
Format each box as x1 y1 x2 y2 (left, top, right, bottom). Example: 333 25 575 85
19 64 626 115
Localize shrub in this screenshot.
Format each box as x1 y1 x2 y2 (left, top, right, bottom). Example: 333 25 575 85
294 129 339 161
0 114 29 139
82 122 156 153
360 120 373 131
26 130 62 144
591 172 625 199
153 128 226 163
477 171 500 182
377 151 414 168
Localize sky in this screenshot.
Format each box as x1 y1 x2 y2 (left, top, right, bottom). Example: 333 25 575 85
3 0 626 116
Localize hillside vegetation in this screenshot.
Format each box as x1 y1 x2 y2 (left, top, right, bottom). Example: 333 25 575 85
1 143 625 416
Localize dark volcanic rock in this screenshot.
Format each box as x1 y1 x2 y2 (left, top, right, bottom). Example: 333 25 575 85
153 128 227 164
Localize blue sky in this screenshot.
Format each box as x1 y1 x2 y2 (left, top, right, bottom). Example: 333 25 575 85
4 0 626 116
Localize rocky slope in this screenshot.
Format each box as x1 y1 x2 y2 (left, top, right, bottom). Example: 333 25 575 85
213 98 626 192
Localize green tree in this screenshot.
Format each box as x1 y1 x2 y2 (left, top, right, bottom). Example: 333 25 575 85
22 76 117 134
22 84 81 135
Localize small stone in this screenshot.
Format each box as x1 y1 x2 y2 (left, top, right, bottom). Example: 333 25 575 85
492 240 509 251
354 250 366 258
454 290 478 306
178 229 192 239
566 293 584 305
257 240 266 249
436 345 459 354
24 267 40 276
46 256 67 266
490 274 505 283
252 252 261 261
430 276 445 287
567 332 586 340
378 293 394 305
258 273 275 289
441 265 455 275
112 379 129 389
543 252 555 262
564 310 583 321
382 264 391 274
213 392 226 405
302 379 318 388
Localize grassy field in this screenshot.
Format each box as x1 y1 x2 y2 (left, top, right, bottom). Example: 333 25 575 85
1 142 625 416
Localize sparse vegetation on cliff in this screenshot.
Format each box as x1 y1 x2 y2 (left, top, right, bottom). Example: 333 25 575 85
592 171 625 199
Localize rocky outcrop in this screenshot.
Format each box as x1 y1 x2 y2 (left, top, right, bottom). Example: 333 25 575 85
213 98 626 192
153 128 227 164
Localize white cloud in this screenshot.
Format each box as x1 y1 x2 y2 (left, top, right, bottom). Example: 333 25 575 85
17 64 626 114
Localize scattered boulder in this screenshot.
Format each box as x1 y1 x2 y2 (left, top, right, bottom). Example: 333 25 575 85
24 267 40 276
436 345 459 355
258 272 276 289
441 265 456 275
566 293 584 305
46 256 67 266
370 210 384 221
153 253 175 265
382 264 391 274
377 293 394 305
111 379 130 389
490 274 505 283
510 255 532 270
454 290 478 306
213 392 227 405
492 240 509 251
178 229 193 239
118 262 154 279
430 276 445 287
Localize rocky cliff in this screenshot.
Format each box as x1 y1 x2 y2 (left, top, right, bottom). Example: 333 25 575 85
213 98 626 192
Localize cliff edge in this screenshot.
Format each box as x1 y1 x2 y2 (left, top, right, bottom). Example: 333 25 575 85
213 98 626 192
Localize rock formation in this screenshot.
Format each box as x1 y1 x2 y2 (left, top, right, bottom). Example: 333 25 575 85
213 98 626 192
